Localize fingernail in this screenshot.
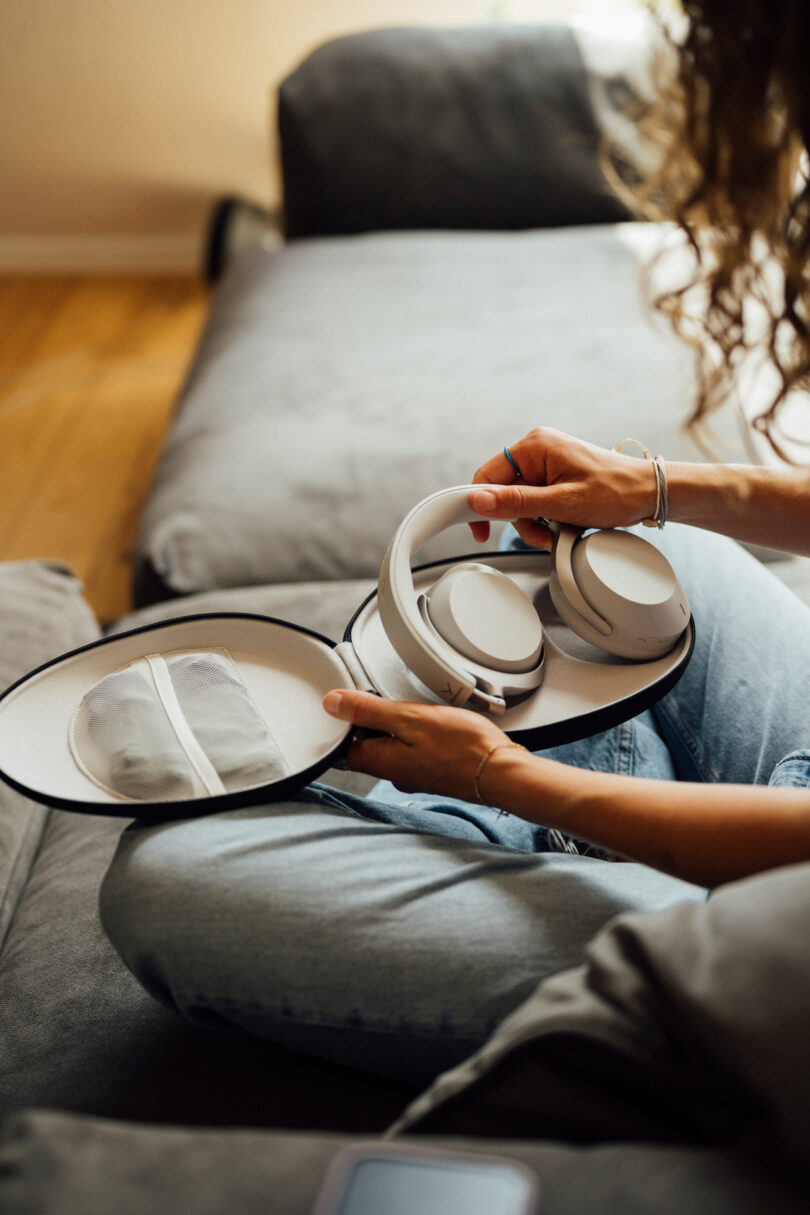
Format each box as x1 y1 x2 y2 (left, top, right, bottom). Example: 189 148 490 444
471 490 496 513
323 691 343 716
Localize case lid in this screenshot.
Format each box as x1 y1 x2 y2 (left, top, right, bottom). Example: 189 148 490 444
0 613 354 818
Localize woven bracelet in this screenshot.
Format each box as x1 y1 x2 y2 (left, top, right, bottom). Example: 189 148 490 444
616 438 668 530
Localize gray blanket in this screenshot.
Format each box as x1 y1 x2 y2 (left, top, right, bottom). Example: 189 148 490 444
395 860 810 1176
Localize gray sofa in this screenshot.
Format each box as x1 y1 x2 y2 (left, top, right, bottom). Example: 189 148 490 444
3 24 810 1213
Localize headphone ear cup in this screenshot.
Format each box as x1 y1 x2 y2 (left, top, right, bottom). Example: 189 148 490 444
551 526 690 660
425 563 543 674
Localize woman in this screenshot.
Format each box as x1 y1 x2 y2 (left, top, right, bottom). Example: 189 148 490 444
101 1 810 1086
324 425 810 894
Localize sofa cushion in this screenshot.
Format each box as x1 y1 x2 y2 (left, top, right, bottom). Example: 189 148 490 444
110 577 375 644
279 25 631 239
134 224 702 602
0 563 99 954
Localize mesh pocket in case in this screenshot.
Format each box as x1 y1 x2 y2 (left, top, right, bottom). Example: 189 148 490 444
69 650 290 801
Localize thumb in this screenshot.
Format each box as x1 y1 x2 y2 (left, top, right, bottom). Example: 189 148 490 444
469 484 554 520
323 689 399 732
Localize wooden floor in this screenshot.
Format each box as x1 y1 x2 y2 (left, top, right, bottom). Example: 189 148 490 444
0 276 210 624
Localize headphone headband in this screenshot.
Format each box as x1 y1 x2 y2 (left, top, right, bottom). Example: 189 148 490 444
377 486 483 707
378 486 547 711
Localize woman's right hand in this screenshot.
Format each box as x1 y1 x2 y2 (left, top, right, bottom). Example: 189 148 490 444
468 427 660 547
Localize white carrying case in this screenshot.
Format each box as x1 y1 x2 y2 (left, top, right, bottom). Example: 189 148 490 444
0 545 693 820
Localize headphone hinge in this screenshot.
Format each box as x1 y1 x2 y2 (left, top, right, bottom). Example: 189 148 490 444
468 686 507 714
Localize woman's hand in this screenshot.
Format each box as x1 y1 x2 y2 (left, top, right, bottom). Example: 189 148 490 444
323 689 517 803
468 426 659 547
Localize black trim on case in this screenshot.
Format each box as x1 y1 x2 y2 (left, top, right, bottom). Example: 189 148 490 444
509 620 695 752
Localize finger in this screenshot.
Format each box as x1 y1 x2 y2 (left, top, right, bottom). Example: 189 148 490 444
346 732 406 779
469 484 556 521
323 689 418 736
514 518 554 550
470 449 520 539
472 447 521 488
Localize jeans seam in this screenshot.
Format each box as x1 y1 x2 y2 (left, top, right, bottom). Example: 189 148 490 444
616 720 635 778
183 991 496 1040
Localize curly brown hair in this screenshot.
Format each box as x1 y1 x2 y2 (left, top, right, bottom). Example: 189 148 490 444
627 1 810 459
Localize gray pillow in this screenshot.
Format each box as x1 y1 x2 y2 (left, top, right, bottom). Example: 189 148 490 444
134 225 699 602
279 25 631 239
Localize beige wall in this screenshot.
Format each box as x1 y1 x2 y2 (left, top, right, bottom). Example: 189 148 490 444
0 0 637 271
0 0 491 270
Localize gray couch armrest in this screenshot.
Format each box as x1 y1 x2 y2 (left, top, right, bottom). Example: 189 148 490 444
0 563 100 955
279 25 631 238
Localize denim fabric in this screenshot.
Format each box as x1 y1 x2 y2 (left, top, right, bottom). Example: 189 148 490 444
770 750 810 788
100 525 810 1085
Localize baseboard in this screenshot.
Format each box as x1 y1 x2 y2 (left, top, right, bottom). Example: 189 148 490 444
0 232 203 274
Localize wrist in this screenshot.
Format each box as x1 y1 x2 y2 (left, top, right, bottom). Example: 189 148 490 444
637 457 664 528
666 460 748 528
480 748 592 831
474 742 531 808
616 444 666 527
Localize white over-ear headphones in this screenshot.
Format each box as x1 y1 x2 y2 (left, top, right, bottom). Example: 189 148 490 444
377 486 690 713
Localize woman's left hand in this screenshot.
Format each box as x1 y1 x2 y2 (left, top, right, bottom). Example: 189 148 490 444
322 689 513 801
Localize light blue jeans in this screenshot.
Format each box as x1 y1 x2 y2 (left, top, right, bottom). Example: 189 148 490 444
100 525 810 1084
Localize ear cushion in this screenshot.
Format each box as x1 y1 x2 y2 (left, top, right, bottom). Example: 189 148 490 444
425 563 544 673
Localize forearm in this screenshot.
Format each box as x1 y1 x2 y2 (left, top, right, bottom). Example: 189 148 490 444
484 749 810 887
666 460 810 555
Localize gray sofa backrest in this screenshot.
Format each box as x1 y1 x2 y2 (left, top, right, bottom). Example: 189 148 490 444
278 25 632 238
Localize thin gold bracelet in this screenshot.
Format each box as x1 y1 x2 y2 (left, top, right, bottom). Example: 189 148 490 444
474 741 527 805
